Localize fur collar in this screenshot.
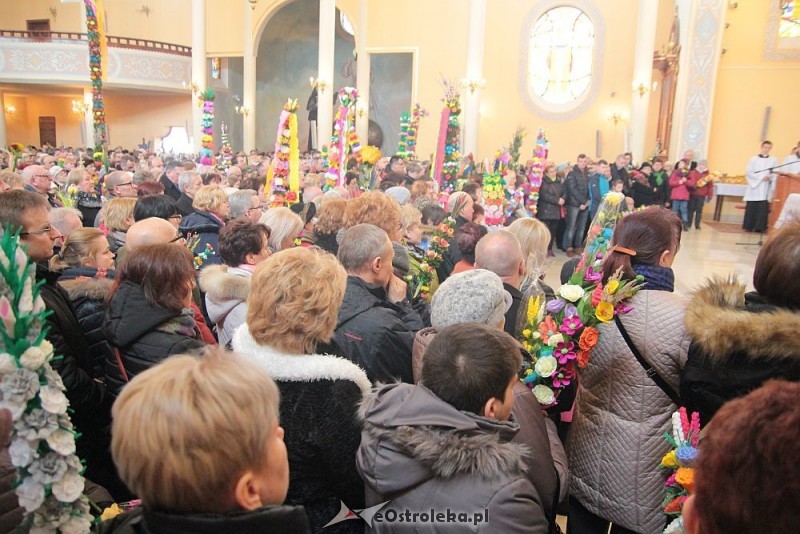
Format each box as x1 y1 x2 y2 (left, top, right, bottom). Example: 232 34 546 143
232 324 372 396
198 265 251 301
686 276 800 361
58 277 115 301
358 384 528 481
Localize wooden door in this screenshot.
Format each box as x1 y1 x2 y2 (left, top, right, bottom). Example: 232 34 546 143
26 19 51 41
39 116 57 147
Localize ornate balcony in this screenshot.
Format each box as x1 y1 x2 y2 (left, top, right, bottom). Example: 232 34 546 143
0 30 191 92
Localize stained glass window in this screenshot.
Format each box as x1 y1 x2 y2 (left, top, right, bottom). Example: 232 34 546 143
779 1 800 38
529 6 595 108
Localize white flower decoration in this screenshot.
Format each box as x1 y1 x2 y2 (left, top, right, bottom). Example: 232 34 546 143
29 452 69 485
558 284 586 302
20 346 46 371
40 386 69 415
43 365 65 390
0 368 40 405
52 470 85 503
534 356 559 378
46 429 76 456
9 437 39 467
16 478 45 513
0 352 17 375
19 277 33 315
532 384 556 405
16 409 59 440
60 515 93 534
547 333 565 348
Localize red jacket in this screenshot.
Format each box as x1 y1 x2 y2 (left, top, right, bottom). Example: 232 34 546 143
668 170 696 201
689 170 713 198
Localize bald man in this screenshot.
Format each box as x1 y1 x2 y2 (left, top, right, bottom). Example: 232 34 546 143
474 230 526 338
21 164 59 207
122 217 216 345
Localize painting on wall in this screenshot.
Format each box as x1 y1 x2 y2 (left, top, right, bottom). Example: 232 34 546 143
369 52 413 155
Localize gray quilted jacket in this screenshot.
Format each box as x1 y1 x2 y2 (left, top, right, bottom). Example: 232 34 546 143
568 290 690 534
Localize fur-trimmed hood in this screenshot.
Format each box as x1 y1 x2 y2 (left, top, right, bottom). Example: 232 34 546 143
231 323 372 396
686 276 800 361
199 265 251 322
356 382 527 497
58 276 115 302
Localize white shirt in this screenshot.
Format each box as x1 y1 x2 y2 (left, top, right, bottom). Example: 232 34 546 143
744 154 778 201
782 153 800 176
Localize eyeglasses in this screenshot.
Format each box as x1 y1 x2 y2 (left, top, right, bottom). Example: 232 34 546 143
168 214 183 221
33 174 51 180
115 182 136 188
169 234 185 243
20 225 56 236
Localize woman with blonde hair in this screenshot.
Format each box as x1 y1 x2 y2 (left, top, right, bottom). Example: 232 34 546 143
68 167 102 226
50 227 116 378
103 197 137 254
232 247 369 533
179 184 229 267
312 198 347 255
508 217 553 296
259 207 303 252
400 204 439 302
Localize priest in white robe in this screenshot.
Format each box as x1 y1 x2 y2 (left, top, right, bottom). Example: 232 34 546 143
743 141 778 233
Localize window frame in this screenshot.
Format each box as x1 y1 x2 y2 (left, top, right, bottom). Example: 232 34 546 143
520 0 605 120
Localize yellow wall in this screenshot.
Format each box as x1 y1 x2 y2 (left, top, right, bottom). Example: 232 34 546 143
334 0 639 164
709 3 800 173
4 95 83 148
2 0 191 45
206 0 244 56
4 93 192 149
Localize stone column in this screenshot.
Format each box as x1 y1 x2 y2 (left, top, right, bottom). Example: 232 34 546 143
355 0 370 143
0 92 7 150
316 0 336 149
629 0 659 162
191 0 207 154
669 0 727 161
243 0 257 153
463 0 487 157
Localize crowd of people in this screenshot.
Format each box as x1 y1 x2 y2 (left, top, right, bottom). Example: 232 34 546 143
0 143 798 534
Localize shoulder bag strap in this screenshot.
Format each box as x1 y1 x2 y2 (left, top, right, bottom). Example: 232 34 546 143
613 315 681 405
113 347 130 383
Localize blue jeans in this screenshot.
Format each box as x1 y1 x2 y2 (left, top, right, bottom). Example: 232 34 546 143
562 205 589 250
672 200 689 227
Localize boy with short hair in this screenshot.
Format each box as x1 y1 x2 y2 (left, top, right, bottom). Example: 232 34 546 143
99 348 310 533
357 323 549 533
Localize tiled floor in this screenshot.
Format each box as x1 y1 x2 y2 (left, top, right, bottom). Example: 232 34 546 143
541 212 760 298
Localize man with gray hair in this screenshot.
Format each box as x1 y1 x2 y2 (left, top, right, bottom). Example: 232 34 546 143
228 189 261 223
49 207 83 240
21 164 59 207
104 170 138 198
475 230 527 338
334 223 423 384
176 171 203 216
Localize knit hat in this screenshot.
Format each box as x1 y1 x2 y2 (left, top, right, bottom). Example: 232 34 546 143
49 166 65 180
385 186 411 205
431 269 512 328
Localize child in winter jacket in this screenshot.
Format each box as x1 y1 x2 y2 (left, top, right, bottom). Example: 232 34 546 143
688 160 713 230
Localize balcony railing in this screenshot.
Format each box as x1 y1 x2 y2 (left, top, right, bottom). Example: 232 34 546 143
0 30 191 57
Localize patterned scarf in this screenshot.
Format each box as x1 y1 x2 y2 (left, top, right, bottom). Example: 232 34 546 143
632 264 675 292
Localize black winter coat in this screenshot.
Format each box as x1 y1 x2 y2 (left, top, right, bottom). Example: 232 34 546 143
564 166 590 207
104 280 205 398
97 504 311 534
159 173 182 201
611 164 630 193
650 171 670 206
58 267 116 379
179 211 224 268
537 178 565 221
630 175 659 207
36 264 110 440
175 193 195 217
435 215 468 283
682 279 800 425
76 191 103 227
333 276 424 384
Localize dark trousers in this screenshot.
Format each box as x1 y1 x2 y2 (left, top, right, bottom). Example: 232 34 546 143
567 497 640 534
688 196 706 228
542 218 561 252
562 205 589 250
743 200 769 232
